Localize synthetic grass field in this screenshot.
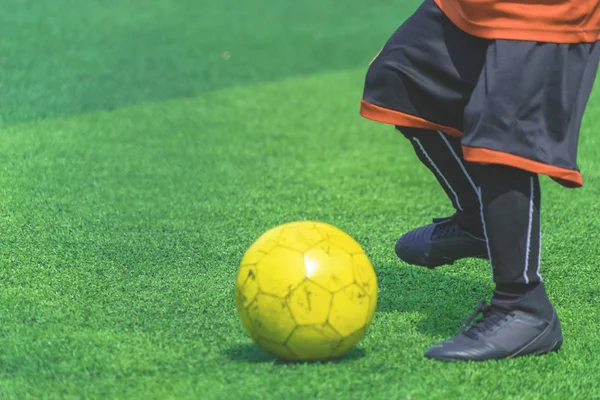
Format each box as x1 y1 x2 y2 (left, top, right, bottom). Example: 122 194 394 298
1 0 600 398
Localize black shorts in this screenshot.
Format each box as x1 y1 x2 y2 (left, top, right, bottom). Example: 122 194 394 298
361 0 600 187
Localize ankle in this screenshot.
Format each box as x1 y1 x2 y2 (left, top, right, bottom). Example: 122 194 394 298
492 282 554 320
494 282 540 301
455 210 484 238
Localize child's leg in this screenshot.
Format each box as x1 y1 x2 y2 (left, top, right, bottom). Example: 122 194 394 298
478 165 542 290
399 127 482 236
393 127 488 268
424 164 562 361
358 0 491 268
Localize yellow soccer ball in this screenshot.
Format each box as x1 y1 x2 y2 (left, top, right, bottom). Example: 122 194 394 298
235 221 377 361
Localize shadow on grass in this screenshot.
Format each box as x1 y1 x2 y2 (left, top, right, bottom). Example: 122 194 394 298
224 343 366 364
375 259 492 337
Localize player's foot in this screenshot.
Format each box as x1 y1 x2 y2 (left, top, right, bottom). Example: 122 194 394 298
424 283 563 361
395 214 488 268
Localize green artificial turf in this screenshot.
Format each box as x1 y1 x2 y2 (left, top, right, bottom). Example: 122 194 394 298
0 0 414 125
1 1 600 399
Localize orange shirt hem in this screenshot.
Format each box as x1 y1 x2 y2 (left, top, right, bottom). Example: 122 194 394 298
434 0 600 43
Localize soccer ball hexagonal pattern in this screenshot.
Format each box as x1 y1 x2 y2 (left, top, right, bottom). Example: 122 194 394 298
235 221 378 361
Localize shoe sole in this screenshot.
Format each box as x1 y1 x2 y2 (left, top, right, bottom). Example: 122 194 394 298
532 339 563 356
396 245 488 269
426 340 562 363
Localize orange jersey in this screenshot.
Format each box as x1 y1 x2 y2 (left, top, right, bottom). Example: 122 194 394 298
434 0 600 43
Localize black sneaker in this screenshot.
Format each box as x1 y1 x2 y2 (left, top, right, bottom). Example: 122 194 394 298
424 284 563 361
395 215 488 268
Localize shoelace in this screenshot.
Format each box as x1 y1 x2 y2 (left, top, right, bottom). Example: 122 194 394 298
458 300 515 340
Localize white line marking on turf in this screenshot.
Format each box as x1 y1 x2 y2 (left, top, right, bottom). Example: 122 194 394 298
412 137 463 211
